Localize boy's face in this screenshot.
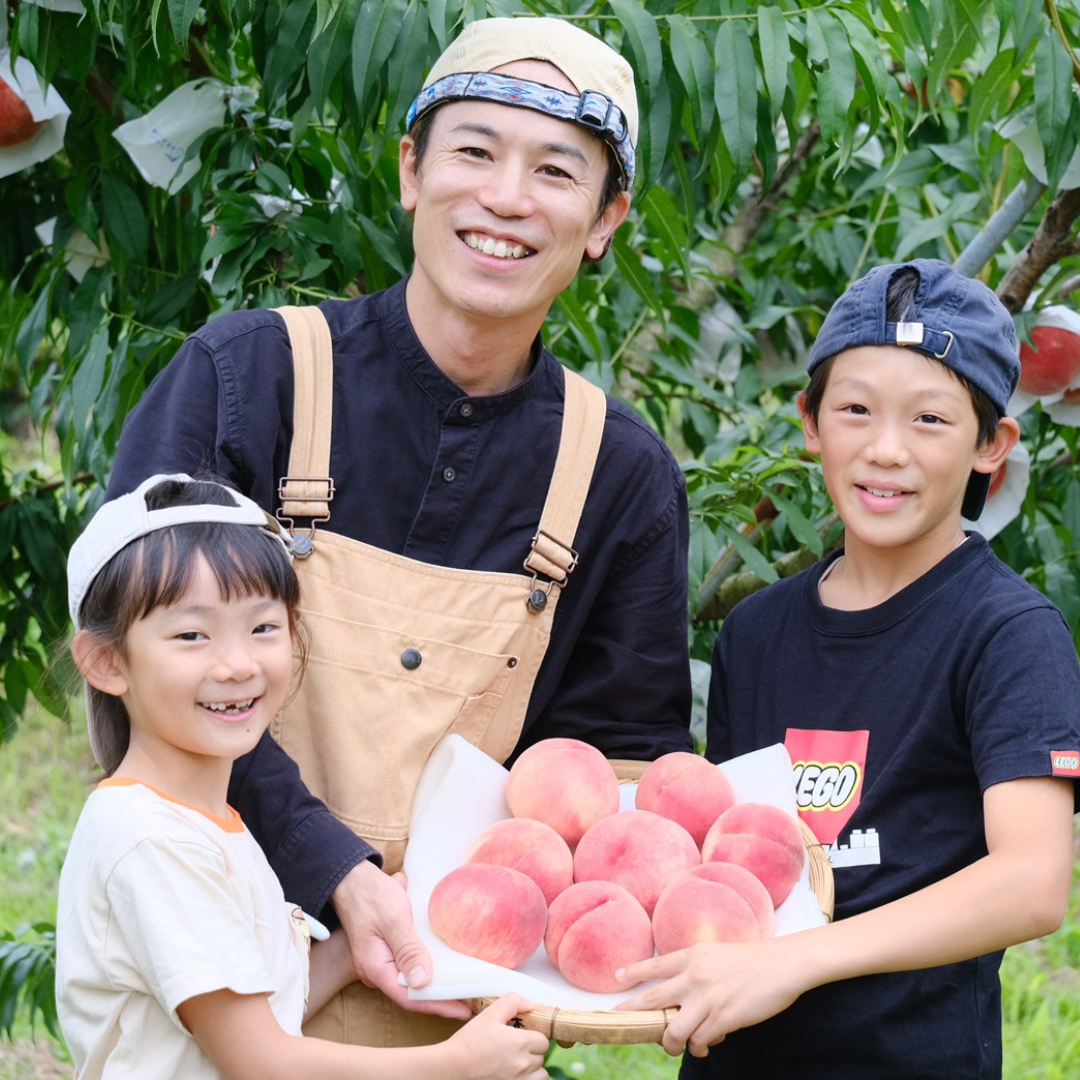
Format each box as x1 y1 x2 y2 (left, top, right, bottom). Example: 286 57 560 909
800 345 1016 556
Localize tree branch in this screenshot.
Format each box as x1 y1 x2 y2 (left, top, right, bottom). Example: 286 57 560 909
995 185 1080 312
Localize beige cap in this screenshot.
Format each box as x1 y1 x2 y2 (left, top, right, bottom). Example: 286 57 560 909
425 17 638 144
407 17 638 187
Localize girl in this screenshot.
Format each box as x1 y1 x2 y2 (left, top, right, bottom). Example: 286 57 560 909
58 473 547 1079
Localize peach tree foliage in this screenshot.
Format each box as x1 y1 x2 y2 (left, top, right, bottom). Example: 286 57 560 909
1 0 1080 745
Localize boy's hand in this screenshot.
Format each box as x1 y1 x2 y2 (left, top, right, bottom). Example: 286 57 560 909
615 939 805 1058
446 994 548 1080
331 860 472 1020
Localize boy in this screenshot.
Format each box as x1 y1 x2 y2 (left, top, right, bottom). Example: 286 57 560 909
617 260 1080 1078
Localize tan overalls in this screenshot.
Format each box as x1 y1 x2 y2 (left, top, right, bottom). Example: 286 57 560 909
271 306 606 1046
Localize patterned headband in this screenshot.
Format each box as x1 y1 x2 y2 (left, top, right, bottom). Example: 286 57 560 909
406 71 635 189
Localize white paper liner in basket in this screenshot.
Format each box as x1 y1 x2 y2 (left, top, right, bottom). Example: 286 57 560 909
404 735 827 1011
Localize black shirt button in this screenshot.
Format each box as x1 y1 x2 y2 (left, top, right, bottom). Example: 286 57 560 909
459 402 474 418
401 648 422 670
442 467 456 482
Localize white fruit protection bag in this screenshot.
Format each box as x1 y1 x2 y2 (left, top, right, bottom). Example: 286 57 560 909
404 734 827 1010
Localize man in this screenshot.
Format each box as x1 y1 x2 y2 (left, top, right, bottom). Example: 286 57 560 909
107 16 692 1046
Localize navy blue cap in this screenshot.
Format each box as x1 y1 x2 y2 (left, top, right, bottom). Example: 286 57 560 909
808 259 1020 416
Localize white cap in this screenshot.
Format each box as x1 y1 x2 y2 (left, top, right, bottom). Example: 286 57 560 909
67 474 292 627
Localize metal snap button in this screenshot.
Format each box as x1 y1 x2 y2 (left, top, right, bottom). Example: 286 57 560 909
442 466 456 482
401 648 422 670
526 589 547 613
459 402 474 418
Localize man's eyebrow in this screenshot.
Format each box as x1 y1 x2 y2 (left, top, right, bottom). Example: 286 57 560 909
447 121 589 166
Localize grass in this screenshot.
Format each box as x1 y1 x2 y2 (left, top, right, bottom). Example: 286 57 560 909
2 702 1079 1079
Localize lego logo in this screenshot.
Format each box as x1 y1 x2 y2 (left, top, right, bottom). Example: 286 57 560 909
1053 754 1079 771
793 762 860 811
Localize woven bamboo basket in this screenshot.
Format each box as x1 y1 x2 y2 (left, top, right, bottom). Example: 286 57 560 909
465 758 834 1045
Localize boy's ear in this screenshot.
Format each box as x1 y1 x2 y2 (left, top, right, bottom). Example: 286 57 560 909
71 631 128 697
798 392 821 453
972 416 1021 476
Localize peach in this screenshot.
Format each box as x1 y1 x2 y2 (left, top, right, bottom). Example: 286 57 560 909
505 737 620 848
634 751 737 848
465 817 574 906
702 802 806 907
427 863 546 969
545 880 654 992
573 809 699 916
652 862 775 954
1018 323 1080 396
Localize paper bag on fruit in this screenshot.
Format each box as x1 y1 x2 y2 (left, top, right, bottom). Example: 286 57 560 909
405 735 828 1011
0 49 69 180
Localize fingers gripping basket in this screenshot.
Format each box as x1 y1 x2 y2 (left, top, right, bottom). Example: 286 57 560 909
465 758 835 1045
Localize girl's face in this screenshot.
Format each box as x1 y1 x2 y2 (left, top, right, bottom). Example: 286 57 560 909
103 553 295 771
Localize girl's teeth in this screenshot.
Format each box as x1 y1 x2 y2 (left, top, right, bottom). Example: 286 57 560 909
204 699 253 713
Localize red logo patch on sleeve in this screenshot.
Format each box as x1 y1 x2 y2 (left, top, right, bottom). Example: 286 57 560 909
1050 750 1080 777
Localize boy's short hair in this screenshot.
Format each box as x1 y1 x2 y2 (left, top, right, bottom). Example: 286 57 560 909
803 260 1021 519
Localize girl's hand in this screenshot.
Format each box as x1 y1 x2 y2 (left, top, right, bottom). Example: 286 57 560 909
445 994 549 1080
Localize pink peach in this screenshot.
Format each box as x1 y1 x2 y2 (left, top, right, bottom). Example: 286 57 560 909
635 751 737 848
545 880 654 992
573 809 700 916
702 802 806 907
506 737 621 849
428 863 546 969
465 817 574 906
652 861 775 954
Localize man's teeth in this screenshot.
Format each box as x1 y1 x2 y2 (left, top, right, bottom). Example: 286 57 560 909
203 699 254 713
464 233 530 259
865 487 901 498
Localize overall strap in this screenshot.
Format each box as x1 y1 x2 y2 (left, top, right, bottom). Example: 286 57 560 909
522 369 607 610
274 305 335 554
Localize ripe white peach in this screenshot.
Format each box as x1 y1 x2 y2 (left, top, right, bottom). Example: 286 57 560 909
427 863 546 969
465 816 574 906
505 737 620 849
635 751 737 848
573 808 700 916
545 880 654 992
702 802 806 907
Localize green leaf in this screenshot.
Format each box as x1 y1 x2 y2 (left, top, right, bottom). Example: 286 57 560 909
352 0 405 115
263 0 317 105
765 489 823 556
385 0 430 133
554 289 602 358
894 192 982 260
757 5 791 120
168 0 202 52
804 9 855 145
968 48 1018 138
100 174 148 262
719 522 779 584
608 0 663 104
667 14 714 146
713 21 757 183
610 232 665 324
308 0 361 111
1035 32 1078 192
641 185 689 281
926 5 978 108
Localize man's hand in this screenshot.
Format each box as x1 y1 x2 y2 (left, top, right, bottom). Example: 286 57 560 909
331 859 472 1019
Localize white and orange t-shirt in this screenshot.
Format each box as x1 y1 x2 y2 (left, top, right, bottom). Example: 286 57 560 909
57 779 310 1079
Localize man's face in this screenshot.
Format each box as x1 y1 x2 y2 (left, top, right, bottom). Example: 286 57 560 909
399 60 630 336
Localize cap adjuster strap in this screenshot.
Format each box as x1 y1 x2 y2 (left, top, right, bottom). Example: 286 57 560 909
891 321 954 360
